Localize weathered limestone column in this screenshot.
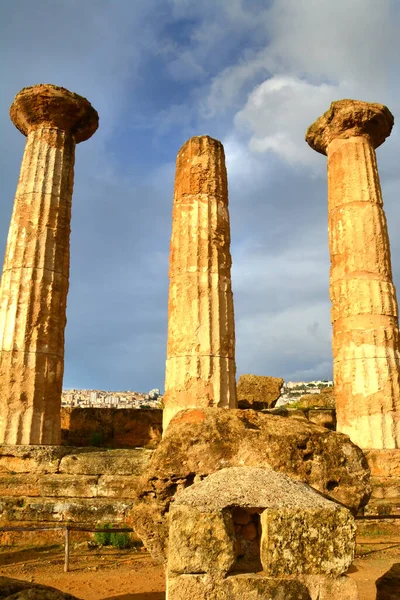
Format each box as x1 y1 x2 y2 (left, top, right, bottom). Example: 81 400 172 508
306 99 400 449
0 84 98 444
163 136 237 430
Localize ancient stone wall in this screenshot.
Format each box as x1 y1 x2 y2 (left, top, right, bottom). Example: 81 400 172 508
60 408 162 449
0 446 151 539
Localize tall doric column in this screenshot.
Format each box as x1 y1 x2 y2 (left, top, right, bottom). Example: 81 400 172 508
163 136 237 430
0 84 98 444
306 99 400 449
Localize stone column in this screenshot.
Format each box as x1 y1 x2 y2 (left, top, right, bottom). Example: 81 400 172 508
163 136 237 430
0 84 98 444
306 99 400 449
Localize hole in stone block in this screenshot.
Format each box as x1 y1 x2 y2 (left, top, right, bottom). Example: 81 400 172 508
303 452 313 461
229 507 262 574
326 479 339 491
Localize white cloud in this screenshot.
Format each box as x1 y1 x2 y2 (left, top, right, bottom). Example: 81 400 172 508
235 75 353 166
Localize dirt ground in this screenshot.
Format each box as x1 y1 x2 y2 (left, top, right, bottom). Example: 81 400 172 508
0 532 398 600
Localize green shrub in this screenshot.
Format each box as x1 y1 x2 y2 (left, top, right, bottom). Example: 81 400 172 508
94 523 112 546
110 531 130 549
90 431 104 447
94 523 133 549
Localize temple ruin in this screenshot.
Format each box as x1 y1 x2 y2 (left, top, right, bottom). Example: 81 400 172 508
0 87 399 598
163 135 237 430
306 99 400 450
0 84 98 445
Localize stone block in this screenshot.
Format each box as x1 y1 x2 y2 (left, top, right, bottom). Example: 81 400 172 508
308 409 336 430
300 575 359 600
133 408 370 563
61 407 162 449
169 467 355 578
237 374 283 409
376 562 400 599
96 475 139 498
58 448 152 475
0 445 69 474
0 496 132 524
168 505 236 575
167 573 312 600
365 449 400 477
260 505 355 576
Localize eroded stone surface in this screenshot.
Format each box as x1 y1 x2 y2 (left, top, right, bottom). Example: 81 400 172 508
299 575 359 600
61 407 162 448
305 99 393 155
170 467 355 578
167 574 312 600
306 99 400 449
163 136 237 430
132 408 370 563
237 374 283 409
0 85 98 445
0 446 152 529
168 505 236 575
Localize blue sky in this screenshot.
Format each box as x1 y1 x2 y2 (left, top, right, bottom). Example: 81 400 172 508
1 0 400 392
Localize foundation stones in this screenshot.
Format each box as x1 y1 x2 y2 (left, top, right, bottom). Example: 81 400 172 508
166 467 358 600
163 136 237 431
306 99 400 450
0 84 98 445
131 408 371 563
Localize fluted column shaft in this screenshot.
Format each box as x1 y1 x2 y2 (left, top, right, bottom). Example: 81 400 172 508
306 99 400 449
163 136 237 430
0 84 98 445
0 128 74 444
328 136 400 448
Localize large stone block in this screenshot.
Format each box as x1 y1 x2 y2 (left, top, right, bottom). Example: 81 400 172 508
0 496 132 524
168 505 236 575
167 573 312 600
237 374 283 409
169 467 355 578
0 445 69 474
132 408 370 562
58 447 152 475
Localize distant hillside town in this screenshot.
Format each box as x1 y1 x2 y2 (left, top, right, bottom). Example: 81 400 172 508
62 380 333 410
61 388 162 409
277 380 333 406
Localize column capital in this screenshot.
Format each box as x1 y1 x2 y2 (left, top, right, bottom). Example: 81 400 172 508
306 99 393 155
10 84 98 143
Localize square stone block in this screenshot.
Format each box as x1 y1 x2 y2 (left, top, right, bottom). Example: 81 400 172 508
260 506 355 576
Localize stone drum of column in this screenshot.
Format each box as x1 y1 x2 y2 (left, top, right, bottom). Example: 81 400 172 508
163 136 237 430
306 99 400 449
0 84 98 445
